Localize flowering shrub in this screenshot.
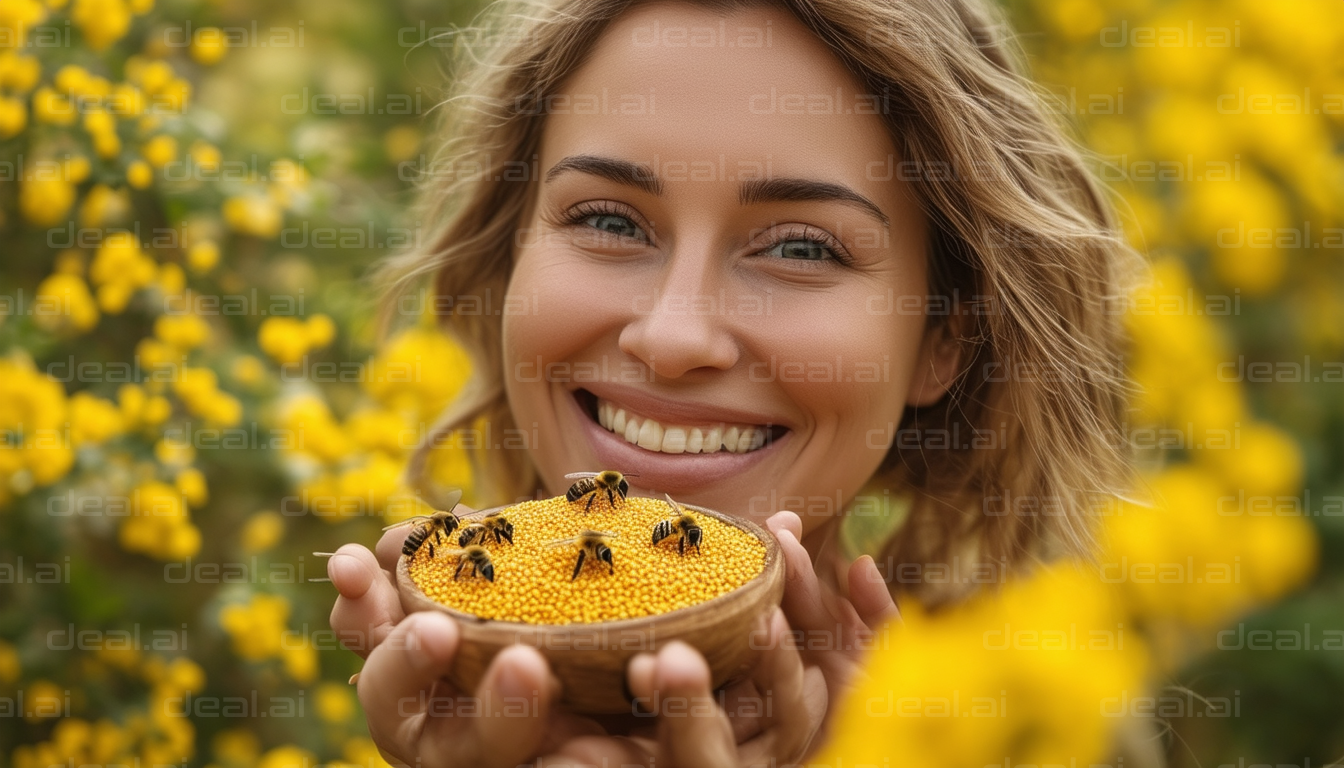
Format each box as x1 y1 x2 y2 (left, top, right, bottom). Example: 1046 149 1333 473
1 0 1338 764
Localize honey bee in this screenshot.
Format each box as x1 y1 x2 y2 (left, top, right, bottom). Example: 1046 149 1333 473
652 493 702 556
547 529 619 581
564 470 637 512
446 545 495 582
383 488 463 559
457 512 515 547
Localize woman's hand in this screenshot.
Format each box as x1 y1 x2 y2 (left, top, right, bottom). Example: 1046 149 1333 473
327 516 605 768
535 509 898 767
766 509 900 747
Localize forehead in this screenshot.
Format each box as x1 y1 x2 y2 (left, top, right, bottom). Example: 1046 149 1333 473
538 1 900 190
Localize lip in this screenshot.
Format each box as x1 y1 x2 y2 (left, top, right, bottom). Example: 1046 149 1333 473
564 387 791 494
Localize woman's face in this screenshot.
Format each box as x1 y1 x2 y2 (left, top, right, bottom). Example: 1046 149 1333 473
503 1 953 534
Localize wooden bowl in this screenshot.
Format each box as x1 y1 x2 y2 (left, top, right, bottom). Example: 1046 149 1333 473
395 502 784 714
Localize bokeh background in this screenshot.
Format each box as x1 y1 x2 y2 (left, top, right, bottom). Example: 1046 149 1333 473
0 0 1340 764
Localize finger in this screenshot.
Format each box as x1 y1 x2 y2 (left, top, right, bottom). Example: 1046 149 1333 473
774 527 836 633
717 677 765 743
357 612 460 749
376 504 478 571
464 644 563 768
329 544 404 657
847 555 899 630
765 510 803 541
626 653 657 715
651 642 737 768
749 608 811 758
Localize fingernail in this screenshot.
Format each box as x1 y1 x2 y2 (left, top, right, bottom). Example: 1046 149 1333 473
328 555 369 597
494 647 542 699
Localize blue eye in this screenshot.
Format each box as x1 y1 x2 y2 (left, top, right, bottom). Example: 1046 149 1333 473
580 213 648 242
766 238 832 261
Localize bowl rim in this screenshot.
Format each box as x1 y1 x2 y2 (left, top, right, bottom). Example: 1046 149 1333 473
396 498 781 631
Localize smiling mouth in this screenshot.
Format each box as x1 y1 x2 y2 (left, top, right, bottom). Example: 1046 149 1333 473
573 389 789 456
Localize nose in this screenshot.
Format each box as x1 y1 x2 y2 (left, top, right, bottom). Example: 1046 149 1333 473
618 244 740 378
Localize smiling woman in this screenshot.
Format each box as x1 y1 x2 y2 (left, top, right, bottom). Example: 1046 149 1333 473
347 0 1142 764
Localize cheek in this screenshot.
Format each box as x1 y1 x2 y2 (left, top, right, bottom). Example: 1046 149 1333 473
744 290 926 431
502 247 623 369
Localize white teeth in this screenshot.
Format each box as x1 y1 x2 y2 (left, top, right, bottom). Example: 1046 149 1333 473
737 427 757 453
661 427 687 454
722 426 740 454
637 419 663 450
591 396 773 456
703 426 722 453
686 428 704 454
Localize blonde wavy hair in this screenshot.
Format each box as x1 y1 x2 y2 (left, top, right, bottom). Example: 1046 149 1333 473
379 0 1142 606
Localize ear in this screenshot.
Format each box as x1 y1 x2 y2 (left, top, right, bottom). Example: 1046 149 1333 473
905 320 966 407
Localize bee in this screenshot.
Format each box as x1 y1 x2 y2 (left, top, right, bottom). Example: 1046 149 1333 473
383 488 463 559
457 512 515 547
547 529 619 581
446 545 495 582
564 470 637 512
652 493 702 555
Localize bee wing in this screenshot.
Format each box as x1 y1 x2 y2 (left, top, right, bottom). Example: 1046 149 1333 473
586 529 620 539
564 472 599 479
381 515 431 530
546 536 581 547
412 475 464 513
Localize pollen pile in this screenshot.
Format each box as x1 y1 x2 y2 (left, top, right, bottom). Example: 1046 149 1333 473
408 495 766 624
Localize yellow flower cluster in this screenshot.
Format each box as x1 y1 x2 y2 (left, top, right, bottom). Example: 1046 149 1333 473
218 593 318 683
118 480 200 560
819 563 1147 765
258 314 335 365
276 323 476 522
10 654 203 768
88 232 157 314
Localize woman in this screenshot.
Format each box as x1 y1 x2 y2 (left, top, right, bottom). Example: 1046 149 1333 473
326 0 1139 765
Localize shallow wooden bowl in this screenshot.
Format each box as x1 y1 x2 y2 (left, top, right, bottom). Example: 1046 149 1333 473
396 502 784 714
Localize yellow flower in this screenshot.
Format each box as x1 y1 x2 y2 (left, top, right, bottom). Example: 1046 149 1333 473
118 481 199 560
33 273 100 334
230 354 266 388
280 635 317 683
0 95 26 138
0 51 41 91
223 194 282 238
141 135 177 168
24 680 66 722
32 86 76 125
189 140 221 171
315 682 356 723
364 325 472 416
154 312 210 350
78 183 131 227
219 593 290 661
240 511 284 553
187 240 219 272
818 563 1146 765
0 0 47 48
175 467 207 507
165 657 205 693
71 0 131 51
126 160 152 189
257 316 312 365
212 729 260 766
19 176 75 226
189 25 227 64
88 232 156 313
257 746 316 768
69 392 123 446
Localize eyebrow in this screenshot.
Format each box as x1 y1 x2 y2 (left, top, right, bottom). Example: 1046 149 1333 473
544 154 890 229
